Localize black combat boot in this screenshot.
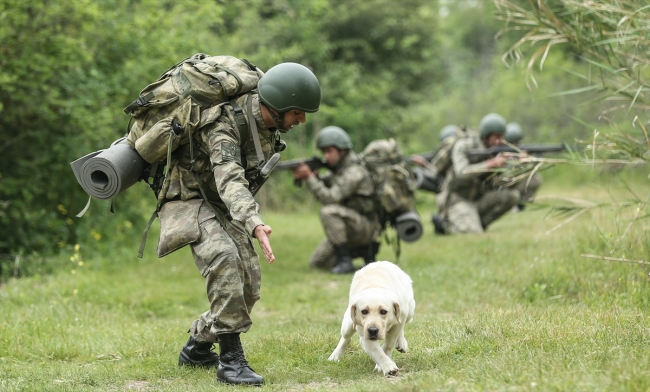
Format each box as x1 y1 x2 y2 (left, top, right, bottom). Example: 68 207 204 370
362 241 381 266
178 335 219 368
431 213 448 235
331 243 356 274
217 333 264 386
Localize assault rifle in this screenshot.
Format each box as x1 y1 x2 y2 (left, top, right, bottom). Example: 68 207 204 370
467 143 568 163
274 156 331 186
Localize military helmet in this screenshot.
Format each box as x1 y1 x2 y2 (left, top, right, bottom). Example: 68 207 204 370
479 113 507 138
505 122 523 143
316 126 353 150
258 63 321 113
439 125 459 141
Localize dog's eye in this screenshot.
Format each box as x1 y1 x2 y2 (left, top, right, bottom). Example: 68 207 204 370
361 309 369 315
380 309 388 315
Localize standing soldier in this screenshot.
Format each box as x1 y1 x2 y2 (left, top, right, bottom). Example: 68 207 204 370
292 126 381 274
505 122 543 210
162 63 321 385
435 113 520 234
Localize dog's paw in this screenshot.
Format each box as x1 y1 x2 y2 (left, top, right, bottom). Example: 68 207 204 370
396 336 408 353
328 351 342 362
374 364 382 373
383 363 399 377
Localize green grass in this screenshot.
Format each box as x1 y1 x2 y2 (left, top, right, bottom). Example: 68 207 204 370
2 166 650 391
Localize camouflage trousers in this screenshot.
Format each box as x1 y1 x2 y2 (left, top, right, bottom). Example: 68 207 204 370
166 201 260 343
445 189 520 234
309 205 380 269
514 173 542 204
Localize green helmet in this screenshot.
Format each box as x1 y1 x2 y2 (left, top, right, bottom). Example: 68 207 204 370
505 122 523 143
479 113 507 138
439 125 459 141
258 62 321 113
316 126 353 150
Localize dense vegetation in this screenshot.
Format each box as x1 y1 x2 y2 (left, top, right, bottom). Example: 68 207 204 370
0 0 646 275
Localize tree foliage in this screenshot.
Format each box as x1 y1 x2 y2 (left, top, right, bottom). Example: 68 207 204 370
2 0 637 271
0 0 442 261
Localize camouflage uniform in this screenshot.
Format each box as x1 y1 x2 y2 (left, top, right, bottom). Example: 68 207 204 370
426 135 459 210
305 152 381 269
155 94 281 343
442 136 520 234
423 128 471 210
514 171 542 205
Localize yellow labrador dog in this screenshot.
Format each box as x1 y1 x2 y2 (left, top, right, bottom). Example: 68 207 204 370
328 261 415 376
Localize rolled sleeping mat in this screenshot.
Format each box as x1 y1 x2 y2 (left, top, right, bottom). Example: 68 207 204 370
70 138 148 200
412 167 442 193
394 209 423 243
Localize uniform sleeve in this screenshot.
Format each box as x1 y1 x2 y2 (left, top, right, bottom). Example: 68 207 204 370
207 122 264 236
426 139 453 175
451 139 489 181
305 165 365 205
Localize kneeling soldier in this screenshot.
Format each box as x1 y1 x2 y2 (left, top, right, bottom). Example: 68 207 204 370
293 126 381 274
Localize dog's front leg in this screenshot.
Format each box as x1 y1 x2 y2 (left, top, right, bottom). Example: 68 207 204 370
382 326 401 357
360 337 398 376
396 326 408 353
328 314 356 361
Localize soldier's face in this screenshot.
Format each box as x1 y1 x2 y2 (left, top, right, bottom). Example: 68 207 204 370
322 146 342 166
281 110 307 130
484 134 505 148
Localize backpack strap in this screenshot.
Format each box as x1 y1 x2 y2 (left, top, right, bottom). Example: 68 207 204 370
245 92 265 164
228 92 265 164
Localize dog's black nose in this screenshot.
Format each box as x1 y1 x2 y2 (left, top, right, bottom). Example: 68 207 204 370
367 326 379 336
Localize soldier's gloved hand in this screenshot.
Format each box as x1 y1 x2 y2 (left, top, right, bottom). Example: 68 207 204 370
292 163 313 180
254 225 275 264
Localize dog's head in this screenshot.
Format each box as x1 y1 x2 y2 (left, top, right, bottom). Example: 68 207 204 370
350 293 401 341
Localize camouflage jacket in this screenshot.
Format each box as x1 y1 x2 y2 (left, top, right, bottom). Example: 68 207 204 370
445 136 491 202
158 93 281 235
425 135 458 176
305 152 377 217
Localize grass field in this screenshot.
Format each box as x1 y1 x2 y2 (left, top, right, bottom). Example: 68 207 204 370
1 167 650 391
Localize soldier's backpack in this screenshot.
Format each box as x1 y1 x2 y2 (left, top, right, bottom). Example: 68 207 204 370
123 53 267 258
359 138 417 224
123 53 265 191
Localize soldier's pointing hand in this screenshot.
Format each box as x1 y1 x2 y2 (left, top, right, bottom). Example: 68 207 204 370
253 225 275 264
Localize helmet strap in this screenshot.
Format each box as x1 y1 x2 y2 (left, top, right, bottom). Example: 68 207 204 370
269 107 285 128
260 101 286 130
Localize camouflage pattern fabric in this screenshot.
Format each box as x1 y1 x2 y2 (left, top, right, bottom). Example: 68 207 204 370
445 189 520 233
445 136 487 202
151 93 278 339
425 135 457 176
514 172 542 204
305 152 377 216
442 136 519 233
309 205 380 269
305 152 381 267
189 202 260 342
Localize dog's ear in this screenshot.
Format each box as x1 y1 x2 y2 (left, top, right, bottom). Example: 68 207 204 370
393 302 402 325
350 304 358 328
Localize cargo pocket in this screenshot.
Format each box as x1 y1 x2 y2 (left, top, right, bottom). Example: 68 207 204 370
156 199 203 257
134 98 199 163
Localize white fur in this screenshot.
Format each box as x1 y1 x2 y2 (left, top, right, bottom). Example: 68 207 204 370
328 261 415 376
